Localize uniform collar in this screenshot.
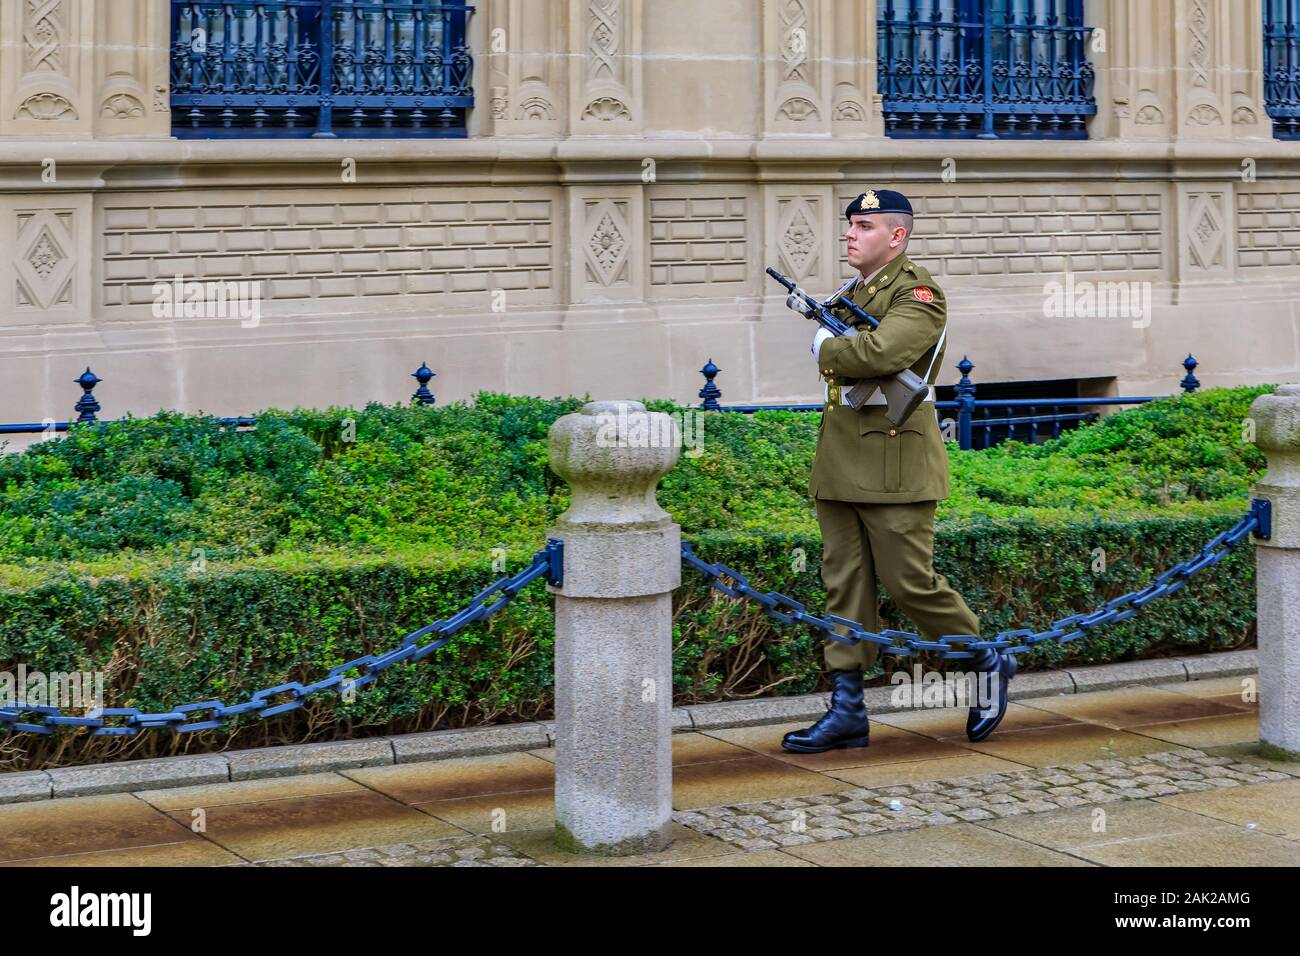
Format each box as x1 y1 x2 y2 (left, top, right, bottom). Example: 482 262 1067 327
857 251 910 294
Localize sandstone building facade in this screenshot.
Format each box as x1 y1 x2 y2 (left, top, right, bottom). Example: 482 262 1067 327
0 0 1296 428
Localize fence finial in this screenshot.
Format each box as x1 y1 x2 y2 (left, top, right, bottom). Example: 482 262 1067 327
1180 354 1200 394
698 358 721 411
73 367 102 423
410 362 436 406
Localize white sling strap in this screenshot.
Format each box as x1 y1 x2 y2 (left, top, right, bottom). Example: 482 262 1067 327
923 323 948 385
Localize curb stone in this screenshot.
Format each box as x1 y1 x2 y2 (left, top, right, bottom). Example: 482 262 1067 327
0 649 1259 804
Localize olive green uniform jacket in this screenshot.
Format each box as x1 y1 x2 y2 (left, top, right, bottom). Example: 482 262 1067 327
810 252 950 504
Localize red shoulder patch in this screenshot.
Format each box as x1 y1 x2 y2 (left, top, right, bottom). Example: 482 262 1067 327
913 286 934 303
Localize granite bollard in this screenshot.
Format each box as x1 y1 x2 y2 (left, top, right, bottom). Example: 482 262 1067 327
546 400 682 853
1250 383 1300 758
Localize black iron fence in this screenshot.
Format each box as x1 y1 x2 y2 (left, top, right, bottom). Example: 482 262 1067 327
699 354 1202 452
3 354 1202 455
0 363 437 438
169 0 474 138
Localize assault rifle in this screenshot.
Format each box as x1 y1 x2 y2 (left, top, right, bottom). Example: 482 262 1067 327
765 266 930 426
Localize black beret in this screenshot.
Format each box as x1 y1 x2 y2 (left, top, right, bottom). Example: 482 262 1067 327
845 188 914 219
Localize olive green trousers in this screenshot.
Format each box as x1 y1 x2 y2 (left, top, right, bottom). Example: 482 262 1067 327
815 498 980 672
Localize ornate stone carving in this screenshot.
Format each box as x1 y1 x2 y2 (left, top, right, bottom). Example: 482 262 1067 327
583 96 631 121
575 0 637 129
778 97 819 122
1188 103 1223 126
24 0 64 73
583 199 631 287
491 86 509 119
834 100 865 122
15 209 75 310
1188 0 1210 89
588 0 621 82
102 93 145 119
517 94 554 121
15 92 76 121
780 0 810 85
777 198 820 280
153 85 169 112
1186 192 1226 270
1135 103 1164 125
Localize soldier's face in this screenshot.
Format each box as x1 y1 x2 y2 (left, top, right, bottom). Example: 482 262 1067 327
844 215 902 274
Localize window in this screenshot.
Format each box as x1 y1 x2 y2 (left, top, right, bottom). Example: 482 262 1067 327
1265 0 1300 138
170 1 473 138
877 0 1096 139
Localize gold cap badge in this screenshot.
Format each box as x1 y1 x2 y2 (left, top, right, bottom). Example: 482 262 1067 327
860 189 880 209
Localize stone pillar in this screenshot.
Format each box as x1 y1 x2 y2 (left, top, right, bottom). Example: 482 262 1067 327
1249 384 1300 759
546 399 681 854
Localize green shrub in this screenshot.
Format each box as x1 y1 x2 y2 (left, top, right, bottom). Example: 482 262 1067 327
0 385 1271 769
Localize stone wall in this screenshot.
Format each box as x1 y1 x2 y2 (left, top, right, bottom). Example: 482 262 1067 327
0 0 1296 429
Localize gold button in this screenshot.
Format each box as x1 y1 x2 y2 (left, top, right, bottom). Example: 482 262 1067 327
867 286 875 294
889 428 897 436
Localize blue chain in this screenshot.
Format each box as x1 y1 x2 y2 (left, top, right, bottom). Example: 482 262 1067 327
681 501 1270 661
0 540 564 737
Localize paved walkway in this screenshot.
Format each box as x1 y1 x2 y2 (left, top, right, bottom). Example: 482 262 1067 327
2 674 1298 867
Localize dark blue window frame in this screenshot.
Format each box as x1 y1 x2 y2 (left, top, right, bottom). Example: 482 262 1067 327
170 1 474 138
1265 0 1300 138
878 0 1096 139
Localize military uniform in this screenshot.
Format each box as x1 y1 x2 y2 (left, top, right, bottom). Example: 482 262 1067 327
811 250 980 673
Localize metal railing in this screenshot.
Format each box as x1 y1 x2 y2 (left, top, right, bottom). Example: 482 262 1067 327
1265 0 1300 138
878 0 1097 139
699 354 1203 452
0 362 438 438
169 0 474 138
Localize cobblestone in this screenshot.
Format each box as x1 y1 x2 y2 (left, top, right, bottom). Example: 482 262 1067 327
673 747 1261 853
256 836 538 867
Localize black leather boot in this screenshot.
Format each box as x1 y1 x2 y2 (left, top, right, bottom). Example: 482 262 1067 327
781 669 870 753
966 647 1017 741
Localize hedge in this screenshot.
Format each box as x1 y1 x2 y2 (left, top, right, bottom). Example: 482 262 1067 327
0 385 1272 770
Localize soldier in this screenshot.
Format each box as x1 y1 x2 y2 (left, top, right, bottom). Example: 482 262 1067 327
780 187 1017 754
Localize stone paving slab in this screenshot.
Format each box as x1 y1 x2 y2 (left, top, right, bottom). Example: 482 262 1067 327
1126 712 1261 748
135 771 365 812
343 752 555 805
1153 777 1300 839
4 839 245 867
976 796 1237 850
1012 686 1246 729
1063 826 1300 866
0 793 198 864
162 789 465 863
780 821 1097 867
